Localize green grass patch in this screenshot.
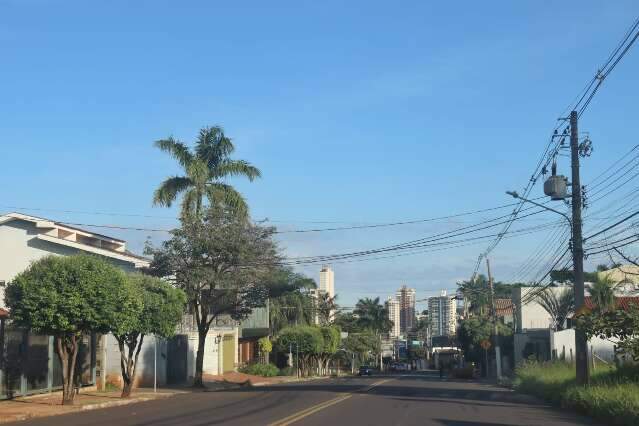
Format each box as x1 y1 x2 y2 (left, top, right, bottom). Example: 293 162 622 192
513 361 639 425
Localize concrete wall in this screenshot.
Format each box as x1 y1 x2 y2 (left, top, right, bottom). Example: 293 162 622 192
103 334 168 389
0 219 138 309
185 327 238 380
550 328 618 363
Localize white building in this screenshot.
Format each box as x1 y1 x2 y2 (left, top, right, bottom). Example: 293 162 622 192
0 212 149 309
319 265 335 298
386 296 401 338
428 291 456 337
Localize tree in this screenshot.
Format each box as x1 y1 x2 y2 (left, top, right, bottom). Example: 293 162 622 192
535 287 574 331
353 297 392 334
576 305 639 361
318 326 340 375
333 312 361 334
457 316 512 367
257 337 272 364
342 330 380 366
316 292 337 326
589 275 619 312
266 267 317 335
5 255 132 405
276 326 324 376
147 206 278 387
112 273 186 398
153 126 261 218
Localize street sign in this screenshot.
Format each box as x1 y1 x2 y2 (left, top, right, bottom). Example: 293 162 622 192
480 340 491 350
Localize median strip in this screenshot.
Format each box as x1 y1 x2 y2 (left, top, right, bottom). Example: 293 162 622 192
268 378 392 426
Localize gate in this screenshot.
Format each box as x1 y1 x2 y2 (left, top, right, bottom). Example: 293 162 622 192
167 335 187 384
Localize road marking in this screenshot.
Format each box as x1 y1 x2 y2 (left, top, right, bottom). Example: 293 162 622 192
268 378 392 426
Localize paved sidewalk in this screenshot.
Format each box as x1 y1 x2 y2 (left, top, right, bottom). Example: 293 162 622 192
0 389 183 423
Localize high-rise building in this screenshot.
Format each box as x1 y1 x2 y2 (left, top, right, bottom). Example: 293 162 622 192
428 290 457 338
396 285 416 333
319 265 335 298
386 296 401 338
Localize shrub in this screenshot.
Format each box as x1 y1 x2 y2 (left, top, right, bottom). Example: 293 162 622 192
278 366 295 376
239 363 279 377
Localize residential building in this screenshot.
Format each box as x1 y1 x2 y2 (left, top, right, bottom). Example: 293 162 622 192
0 212 149 310
237 304 270 364
396 285 416 333
319 265 335 298
386 296 401 338
0 212 150 398
428 291 456 338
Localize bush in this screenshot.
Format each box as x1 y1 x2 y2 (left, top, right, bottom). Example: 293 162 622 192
278 366 295 376
239 363 279 377
514 361 639 426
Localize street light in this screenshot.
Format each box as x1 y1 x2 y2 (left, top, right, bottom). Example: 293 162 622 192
506 191 572 227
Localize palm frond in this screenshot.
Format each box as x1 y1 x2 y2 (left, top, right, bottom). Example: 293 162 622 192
152 176 192 207
180 188 200 219
154 138 193 169
206 183 249 217
214 159 262 181
195 126 235 169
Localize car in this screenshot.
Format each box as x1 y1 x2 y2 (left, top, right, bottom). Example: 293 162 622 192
358 365 372 376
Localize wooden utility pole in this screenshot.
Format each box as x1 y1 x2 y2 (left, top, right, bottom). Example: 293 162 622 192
486 258 502 380
570 110 589 385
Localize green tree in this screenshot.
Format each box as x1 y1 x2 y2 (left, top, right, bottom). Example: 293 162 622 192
342 330 380 366
5 255 132 405
318 325 341 375
113 273 186 398
589 275 619 312
457 316 512 367
353 297 392 334
316 292 337 326
147 207 278 387
276 326 324 376
266 267 317 335
153 126 261 218
576 305 639 361
535 287 574 331
257 337 272 364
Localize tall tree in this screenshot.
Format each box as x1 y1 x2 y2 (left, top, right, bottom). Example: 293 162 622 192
5 255 133 405
147 206 278 387
316 292 337 326
112 273 186 398
266 267 317 334
153 126 261 218
354 297 391 334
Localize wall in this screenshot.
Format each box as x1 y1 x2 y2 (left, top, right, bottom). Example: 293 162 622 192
103 334 167 389
185 327 238 380
550 328 618 363
514 329 551 366
513 286 573 332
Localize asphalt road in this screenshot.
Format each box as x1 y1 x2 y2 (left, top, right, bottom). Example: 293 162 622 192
11 372 597 426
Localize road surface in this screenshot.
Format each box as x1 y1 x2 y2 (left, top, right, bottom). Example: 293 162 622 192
11 371 596 426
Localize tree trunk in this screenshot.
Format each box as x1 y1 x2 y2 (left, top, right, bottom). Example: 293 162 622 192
55 334 79 405
193 329 207 387
118 334 145 398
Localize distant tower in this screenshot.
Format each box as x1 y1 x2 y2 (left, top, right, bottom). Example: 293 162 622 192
319 265 335 298
386 296 401 338
428 290 457 338
396 285 416 333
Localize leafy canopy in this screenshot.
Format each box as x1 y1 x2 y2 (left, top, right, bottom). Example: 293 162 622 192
6 255 134 335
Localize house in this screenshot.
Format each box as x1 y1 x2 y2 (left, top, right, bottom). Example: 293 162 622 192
237 304 270 364
494 298 514 325
0 212 149 309
0 212 152 398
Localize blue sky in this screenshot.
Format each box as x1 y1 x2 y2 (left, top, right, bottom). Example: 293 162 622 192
2 1 638 308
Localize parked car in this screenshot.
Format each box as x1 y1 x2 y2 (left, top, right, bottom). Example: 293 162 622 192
358 365 373 376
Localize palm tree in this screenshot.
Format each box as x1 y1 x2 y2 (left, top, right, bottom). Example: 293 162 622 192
354 297 392 334
589 275 618 312
153 126 261 218
536 287 574 331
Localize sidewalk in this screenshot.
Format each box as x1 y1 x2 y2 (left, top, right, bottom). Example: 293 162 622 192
0 388 185 424
203 371 331 387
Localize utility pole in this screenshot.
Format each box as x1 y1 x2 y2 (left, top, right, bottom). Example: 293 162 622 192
570 110 589 385
486 258 502 380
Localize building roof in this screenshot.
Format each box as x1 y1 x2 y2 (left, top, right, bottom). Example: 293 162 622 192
584 296 639 311
0 212 149 268
495 298 514 317
0 308 9 319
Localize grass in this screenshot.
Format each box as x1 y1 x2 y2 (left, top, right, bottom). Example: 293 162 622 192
513 360 639 425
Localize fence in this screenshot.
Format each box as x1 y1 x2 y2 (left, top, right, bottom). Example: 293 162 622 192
0 323 96 399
